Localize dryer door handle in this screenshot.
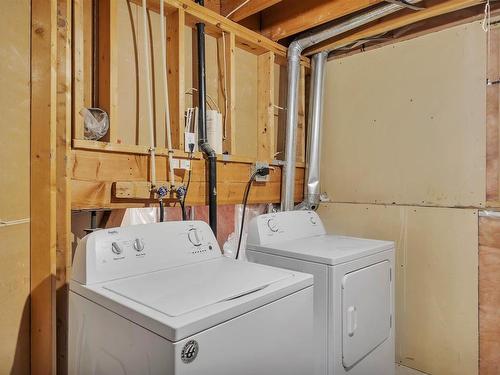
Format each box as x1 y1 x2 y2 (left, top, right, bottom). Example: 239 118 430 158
347 306 357 337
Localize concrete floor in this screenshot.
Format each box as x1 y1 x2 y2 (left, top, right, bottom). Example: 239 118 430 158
396 364 428 375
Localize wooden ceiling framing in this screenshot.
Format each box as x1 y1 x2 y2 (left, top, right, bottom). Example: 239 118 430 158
213 0 489 55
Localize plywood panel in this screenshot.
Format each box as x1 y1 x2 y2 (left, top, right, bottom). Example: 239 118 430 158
235 47 258 158
318 203 478 375
321 22 486 207
0 0 31 373
479 216 500 375
0 224 30 375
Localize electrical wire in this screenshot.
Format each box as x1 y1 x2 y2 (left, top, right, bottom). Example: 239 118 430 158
235 169 259 260
235 167 270 260
225 0 251 18
181 146 195 220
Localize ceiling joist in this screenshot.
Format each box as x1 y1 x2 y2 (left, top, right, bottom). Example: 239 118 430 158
304 0 484 55
221 0 283 22
260 0 385 41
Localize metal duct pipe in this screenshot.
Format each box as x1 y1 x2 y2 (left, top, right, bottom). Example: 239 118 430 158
296 51 328 211
281 0 422 211
195 0 218 236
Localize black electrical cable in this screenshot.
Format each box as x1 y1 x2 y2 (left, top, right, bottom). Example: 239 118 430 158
159 200 164 222
180 145 195 220
235 167 270 260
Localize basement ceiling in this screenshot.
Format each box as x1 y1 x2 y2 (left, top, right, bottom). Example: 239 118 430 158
205 0 493 55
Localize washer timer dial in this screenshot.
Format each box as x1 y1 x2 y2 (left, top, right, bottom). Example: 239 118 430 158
267 218 279 232
133 238 145 252
188 228 202 247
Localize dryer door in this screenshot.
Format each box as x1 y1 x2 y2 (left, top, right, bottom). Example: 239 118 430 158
341 260 391 368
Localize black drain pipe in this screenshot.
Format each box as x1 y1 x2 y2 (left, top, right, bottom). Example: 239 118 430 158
195 0 217 236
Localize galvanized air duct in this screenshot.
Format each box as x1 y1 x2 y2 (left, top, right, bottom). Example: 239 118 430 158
281 0 422 211
295 51 328 211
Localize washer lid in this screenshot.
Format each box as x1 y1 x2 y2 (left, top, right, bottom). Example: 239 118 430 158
103 257 292 317
248 234 393 265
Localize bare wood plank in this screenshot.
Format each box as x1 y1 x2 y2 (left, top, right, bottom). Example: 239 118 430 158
31 0 58 372
296 64 306 163
306 0 483 55
479 216 500 375
98 0 118 142
257 51 275 160
218 32 236 154
129 0 310 66
221 0 282 22
487 26 500 203
72 0 92 140
261 0 384 41
167 8 185 149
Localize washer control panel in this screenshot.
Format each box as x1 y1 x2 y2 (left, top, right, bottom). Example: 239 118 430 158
72 221 221 284
247 211 326 246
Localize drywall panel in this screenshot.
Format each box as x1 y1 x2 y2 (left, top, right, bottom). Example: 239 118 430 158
318 203 478 375
0 0 30 221
0 1 31 373
321 22 486 207
0 224 30 375
478 215 500 375
235 47 258 157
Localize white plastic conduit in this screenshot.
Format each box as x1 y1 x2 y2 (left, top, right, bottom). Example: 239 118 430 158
142 0 157 190
160 1 176 189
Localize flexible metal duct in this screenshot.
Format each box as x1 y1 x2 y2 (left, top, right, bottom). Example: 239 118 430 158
281 0 422 211
295 51 328 211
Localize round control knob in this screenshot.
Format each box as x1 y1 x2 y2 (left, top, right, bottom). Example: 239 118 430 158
267 218 279 232
309 216 317 225
133 238 145 252
188 228 202 247
111 242 123 255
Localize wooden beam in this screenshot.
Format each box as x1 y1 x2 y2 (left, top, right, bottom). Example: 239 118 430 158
72 0 92 140
218 32 236 154
261 0 384 41
129 0 310 66
70 149 305 209
55 0 72 373
305 0 483 55
31 0 57 372
257 51 275 160
296 65 306 163
167 9 185 149
221 0 282 22
97 0 118 142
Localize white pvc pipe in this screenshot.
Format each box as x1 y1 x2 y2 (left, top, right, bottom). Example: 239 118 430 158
160 1 176 189
142 0 157 189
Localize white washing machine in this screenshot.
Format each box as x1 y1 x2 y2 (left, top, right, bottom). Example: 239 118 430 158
246 211 395 375
69 220 314 375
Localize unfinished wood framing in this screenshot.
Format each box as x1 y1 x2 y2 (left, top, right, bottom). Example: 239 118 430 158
71 0 310 208
56 0 72 373
261 0 384 41
305 0 484 55
71 148 304 209
217 32 236 154
257 52 275 160
31 0 58 372
221 0 282 22
479 215 500 375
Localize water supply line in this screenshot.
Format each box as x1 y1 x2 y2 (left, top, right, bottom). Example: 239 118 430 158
195 0 218 236
160 0 176 192
281 0 422 211
141 0 157 191
295 51 328 211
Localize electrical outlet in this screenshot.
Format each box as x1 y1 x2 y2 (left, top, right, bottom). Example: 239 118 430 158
252 162 270 182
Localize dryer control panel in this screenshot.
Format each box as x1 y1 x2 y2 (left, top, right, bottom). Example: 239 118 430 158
72 221 221 285
247 211 326 246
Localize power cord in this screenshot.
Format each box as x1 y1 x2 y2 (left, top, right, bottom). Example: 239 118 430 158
235 166 271 260
180 143 195 220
